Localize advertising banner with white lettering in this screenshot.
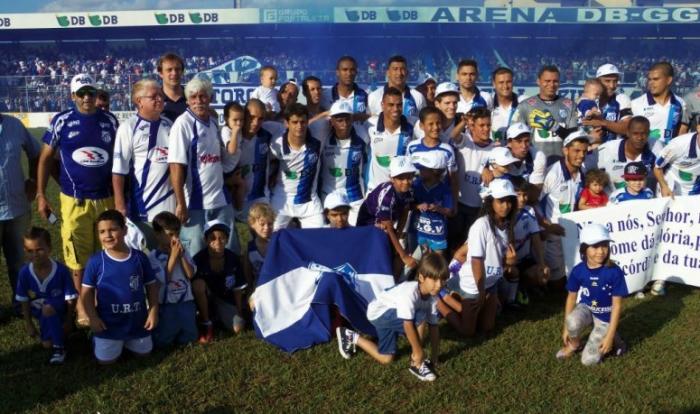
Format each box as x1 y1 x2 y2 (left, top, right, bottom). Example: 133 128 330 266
560 196 700 293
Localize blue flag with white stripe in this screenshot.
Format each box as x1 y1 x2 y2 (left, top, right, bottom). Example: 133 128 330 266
252 227 395 353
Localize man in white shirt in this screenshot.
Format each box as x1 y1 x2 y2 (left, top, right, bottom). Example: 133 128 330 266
456 59 493 115
321 55 369 119
490 67 522 144
367 55 425 120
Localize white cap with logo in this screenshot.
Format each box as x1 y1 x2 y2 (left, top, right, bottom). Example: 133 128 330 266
596 63 622 78
434 82 459 99
324 190 351 210
70 74 96 94
506 122 531 140
580 223 612 245
481 178 517 199
329 100 353 117
389 156 417 178
490 147 520 167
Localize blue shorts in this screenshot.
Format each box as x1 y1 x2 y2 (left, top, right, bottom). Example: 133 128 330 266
370 309 406 355
153 301 197 347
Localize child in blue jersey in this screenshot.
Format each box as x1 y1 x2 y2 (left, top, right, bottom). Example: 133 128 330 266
193 220 247 342
411 150 453 257
609 162 655 204
557 223 628 365
81 210 159 364
148 212 197 348
324 190 352 229
16 227 77 365
336 252 448 382
244 202 275 293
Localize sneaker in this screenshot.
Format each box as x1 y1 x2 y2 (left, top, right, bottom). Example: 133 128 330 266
336 327 356 359
49 347 66 365
198 322 214 344
409 361 436 382
651 280 666 296
635 291 646 299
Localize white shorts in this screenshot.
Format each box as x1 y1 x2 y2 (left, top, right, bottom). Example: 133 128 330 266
271 196 324 230
94 335 153 362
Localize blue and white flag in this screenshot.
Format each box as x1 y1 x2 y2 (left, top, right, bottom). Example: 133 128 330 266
252 226 395 353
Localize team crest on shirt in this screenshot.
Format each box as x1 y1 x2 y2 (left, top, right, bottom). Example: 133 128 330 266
101 130 112 143
357 102 366 112
129 274 139 291
351 151 362 162
559 108 569 118
307 152 319 164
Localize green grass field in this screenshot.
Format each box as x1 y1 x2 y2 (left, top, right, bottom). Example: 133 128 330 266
0 129 699 413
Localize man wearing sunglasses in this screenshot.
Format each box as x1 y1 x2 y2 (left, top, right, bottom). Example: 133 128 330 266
36 74 119 325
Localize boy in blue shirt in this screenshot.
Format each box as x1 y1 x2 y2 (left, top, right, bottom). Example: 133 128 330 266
81 210 159 364
609 162 655 204
148 212 197 348
16 227 77 365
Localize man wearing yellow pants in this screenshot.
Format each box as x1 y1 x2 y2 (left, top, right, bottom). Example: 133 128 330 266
36 74 119 324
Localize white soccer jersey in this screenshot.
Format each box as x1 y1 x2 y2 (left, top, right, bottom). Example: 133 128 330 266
594 138 656 192
491 94 524 143
599 92 632 142
250 86 280 113
269 131 323 205
366 281 439 325
513 206 542 261
319 125 369 202
167 109 228 210
220 125 241 174
406 139 457 174
540 160 585 223
321 83 369 114
510 146 547 185
365 115 415 192
458 216 508 295
112 114 176 222
367 85 425 119
631 92 688 151
655 132 700 196
452 136 494 207
457 87 493 114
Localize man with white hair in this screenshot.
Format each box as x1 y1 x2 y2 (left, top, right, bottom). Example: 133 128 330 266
36 74 119 323
168 77 238 256
112 79 175 248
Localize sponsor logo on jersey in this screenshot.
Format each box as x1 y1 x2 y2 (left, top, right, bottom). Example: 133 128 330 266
148 146 169 163
67 120 80 128
99 122 110 129
72 147 109 167
613 165 624 170
199 154 221 164
67 130 80 139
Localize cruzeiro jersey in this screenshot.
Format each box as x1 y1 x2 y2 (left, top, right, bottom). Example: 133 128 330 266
322 83 369 114
167 109 228 210
609 187 654 204
320 125 369 202
82 248 156 340
457 86 493 114
541 160 585 223
655 132 700 196
112 114 175 222
15 259 77 315
42 108 118 199
406 139 458 174
519 95 578 161
599 92 632 142
367 84 425 119
239 127 273 203
491 93 522 143
631 92 688 151
269 131 322 205
366 115 414 191
595 138 655 192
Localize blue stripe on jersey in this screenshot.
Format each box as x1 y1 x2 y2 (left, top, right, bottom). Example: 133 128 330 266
293 134 321 204
188 124 204 210
248 127 272 201
601 94 621 142
128 118 162 221
344 129 367 202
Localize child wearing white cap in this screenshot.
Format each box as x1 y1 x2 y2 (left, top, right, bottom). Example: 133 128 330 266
324 190 352 229
557 223 627 365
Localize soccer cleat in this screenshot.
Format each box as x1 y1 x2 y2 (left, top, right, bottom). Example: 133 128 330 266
409 361 437 382
49 346 66 365
335 327 356 359
198 323 214 344
650 280 666 296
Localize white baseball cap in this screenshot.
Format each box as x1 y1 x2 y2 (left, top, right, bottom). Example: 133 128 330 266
324 190 351 210
203 220 230 237
329 100 353 117
481 178 517 199
389 156 417 178
580 223 612 246
434 82 459 99
596 64 622 78
70 74 96 94
417 72 436 85
562 129 591 147
490 147 520 167
412 150 448 171
506 122 531 140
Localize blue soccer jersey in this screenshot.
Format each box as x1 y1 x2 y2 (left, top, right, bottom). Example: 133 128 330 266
411 178 453 251
609 187 654 204
566 262 628 323
82 249 156 340
406 139 458 174
269 131 322 205
42 109 118 199
15 260 78 316
320 126 369 202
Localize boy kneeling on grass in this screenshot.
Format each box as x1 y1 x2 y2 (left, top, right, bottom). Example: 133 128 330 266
336 252 448 382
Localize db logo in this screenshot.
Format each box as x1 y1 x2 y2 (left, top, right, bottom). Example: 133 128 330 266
386 10 418 21
344 10 377 21
72 147 109 167
0 17 11 27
